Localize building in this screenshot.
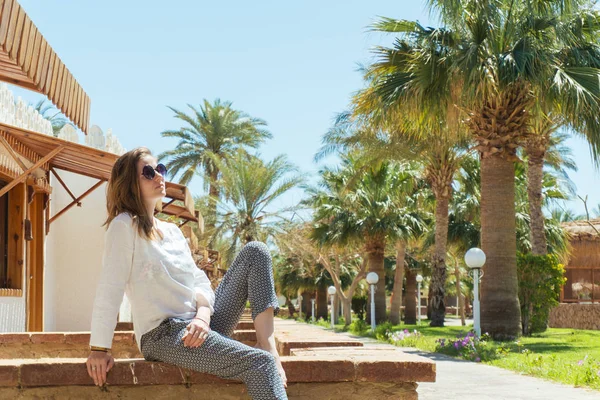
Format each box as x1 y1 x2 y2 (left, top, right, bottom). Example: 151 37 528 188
0 1 203 333
548 219 600 330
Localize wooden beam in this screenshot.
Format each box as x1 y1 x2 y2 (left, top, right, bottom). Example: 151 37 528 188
0 145 63 198
0 132 28 171
48 179 104 225
50 168 77 203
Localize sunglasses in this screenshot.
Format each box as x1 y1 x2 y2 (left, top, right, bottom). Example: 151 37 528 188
141 164 167 180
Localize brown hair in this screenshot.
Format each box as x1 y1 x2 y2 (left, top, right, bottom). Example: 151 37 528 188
104 147 161 240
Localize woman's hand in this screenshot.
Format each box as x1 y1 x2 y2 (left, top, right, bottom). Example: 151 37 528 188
86 351 114 386
182 318 210 348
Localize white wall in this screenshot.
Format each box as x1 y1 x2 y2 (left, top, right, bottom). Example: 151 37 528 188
45 170 108 332
0 296 26 332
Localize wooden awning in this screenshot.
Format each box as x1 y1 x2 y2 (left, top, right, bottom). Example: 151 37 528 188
0 122 199 223
0 0 90 133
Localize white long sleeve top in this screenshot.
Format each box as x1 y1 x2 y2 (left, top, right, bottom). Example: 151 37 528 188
90 213 215 351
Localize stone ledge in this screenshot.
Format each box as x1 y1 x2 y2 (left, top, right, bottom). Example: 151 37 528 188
0 382 419 399
0 354 435 387
0 330 256 359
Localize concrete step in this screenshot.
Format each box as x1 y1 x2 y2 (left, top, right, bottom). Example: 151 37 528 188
0 352 435 399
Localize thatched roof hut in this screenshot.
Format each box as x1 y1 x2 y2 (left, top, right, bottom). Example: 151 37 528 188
560 219 600 303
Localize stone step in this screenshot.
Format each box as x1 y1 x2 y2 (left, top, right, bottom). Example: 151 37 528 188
0 353 435 399
0 330 257 359
273 320 363 356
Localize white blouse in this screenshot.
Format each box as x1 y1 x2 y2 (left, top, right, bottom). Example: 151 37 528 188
90 213 215 350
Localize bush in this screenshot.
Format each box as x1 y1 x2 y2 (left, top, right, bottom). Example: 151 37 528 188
348 319 369 335
435 331 497 362
517 253 566 335
351 296 367 320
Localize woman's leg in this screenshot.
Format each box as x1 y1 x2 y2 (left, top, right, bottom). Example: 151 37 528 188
141 318 287 400
209 241 286 386
210 241 280 336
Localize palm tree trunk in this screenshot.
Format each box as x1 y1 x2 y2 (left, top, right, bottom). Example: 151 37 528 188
390 242 406 325
366 237 387 324
455 258 466 326
430 195 450 326
480 154 522 339
316 284 328 320
404 267 417 325
301 290 313 320
526 149 547 256
207 170 219 232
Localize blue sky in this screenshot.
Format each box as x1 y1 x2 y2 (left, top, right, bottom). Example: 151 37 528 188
13 0 600 216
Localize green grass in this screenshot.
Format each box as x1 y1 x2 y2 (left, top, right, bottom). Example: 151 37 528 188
301 317 600 391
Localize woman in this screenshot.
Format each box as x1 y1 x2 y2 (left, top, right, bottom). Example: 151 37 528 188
86 147 288 400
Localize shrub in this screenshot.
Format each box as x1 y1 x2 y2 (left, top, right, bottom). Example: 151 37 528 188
517 253 566 335
351 296 367 320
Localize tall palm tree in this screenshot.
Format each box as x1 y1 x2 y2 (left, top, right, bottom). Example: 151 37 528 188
318 108 471 326
211 151 303 264
308 154 427 323
159 99 272 231
365 2 600 339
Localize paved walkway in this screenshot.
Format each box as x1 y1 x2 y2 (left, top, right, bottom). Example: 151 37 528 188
325 324 600 400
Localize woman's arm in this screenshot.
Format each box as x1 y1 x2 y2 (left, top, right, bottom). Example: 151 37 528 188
89 218 135 349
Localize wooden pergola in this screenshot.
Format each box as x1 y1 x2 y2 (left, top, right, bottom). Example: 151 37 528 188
0 122 199 226
0 0 90 133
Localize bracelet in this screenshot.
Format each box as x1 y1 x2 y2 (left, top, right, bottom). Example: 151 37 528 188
90 345 110 352
193 317 210 325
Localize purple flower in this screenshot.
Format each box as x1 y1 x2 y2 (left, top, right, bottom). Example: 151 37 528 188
475 357 481 362
454 342 460 349
578 360 584 366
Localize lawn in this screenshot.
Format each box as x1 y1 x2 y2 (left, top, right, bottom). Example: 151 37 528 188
303 317 600 390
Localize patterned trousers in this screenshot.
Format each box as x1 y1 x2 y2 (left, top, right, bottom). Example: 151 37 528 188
140 241 287 400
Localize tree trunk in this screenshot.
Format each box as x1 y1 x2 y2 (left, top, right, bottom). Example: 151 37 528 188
404 268 417 325
342 297 352 324
207 170 219 233
455 259 466 326
480 154 522 340
316 285 328 320
284 296 296 317
366 237 387 324
390 242 406 325
301 290 314 320
430 195 450 326
526 148 547 256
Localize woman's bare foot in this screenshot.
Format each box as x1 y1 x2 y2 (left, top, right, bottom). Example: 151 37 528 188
255 342 287 388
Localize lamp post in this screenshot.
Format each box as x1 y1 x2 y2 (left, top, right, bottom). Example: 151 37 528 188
465 248 486 337
328 286 337 329
311 298 316 323
298 294 303 319
416 274 423 325
366 272 379 331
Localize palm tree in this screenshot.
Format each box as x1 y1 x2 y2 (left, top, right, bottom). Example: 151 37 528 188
308 154 427 323
33 99 69 137
211 151 303 264
159 99 272 231
365 2 600 339
318 109 471 326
